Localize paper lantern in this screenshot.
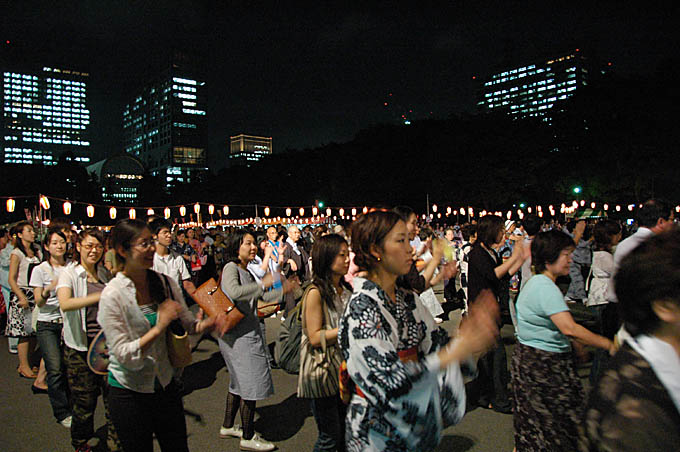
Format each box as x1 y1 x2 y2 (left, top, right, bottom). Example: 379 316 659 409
286 208 292 217
109 207 117 219
446 206 452 215
179 206 186 217
326 208 331 217
527 207 532 213
432 204 437 213
63 201 71 215
194 203 200 214
147 208 155 216
312 206 318 216
6 198 15 212
351 208 357 216
580 200 585 207
437 213 441 219
40 195 50 210
299 207 305 217
209 204 215 215
264 207 270 216
506 211 512 219
129 208 136 219
339 208 345 216
590 202 596 209
538 211 544 217
603 204 609 211
362 207 368 214
164 207 171 219
87 205 95 218
616 205 621 212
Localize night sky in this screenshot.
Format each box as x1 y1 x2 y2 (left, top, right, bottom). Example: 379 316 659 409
2 2 678 168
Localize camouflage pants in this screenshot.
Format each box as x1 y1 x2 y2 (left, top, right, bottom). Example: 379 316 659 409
63 346 121 451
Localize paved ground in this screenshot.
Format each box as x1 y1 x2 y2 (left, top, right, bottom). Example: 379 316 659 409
0 310 517 452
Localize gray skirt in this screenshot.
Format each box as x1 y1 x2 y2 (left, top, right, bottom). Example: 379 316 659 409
218 329 274 400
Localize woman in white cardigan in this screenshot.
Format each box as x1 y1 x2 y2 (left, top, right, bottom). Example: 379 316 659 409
98 219 217 452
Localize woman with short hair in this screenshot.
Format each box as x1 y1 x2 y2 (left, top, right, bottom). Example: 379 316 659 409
58 228 119 452
586 219 622 383
581 229 680 452
467 214 526 413
511 229 615 452
98 219 217 452
339 211 499 451
218 229 297 452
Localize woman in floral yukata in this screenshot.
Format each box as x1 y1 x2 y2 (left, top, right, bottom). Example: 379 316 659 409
338 210 500 451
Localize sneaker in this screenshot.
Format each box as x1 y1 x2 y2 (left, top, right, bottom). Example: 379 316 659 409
239 433 275 451
59 415 72 429
435 317 443 324
219 424 243 438
8 345 17 354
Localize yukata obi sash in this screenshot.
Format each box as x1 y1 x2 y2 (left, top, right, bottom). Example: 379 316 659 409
339 346 418 402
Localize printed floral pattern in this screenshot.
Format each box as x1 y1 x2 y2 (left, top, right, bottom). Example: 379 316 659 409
338 277 468 451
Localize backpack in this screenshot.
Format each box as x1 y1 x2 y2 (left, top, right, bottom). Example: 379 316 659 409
274 282 314 374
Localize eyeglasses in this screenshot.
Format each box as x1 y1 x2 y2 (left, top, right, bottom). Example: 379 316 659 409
81 244 104 252
133 240 154 250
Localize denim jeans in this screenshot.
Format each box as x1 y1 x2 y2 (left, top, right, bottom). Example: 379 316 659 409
36 321 71 422
310 395 347 452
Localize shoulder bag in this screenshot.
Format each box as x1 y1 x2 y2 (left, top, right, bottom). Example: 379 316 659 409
297 285 342 398
191 277 245 333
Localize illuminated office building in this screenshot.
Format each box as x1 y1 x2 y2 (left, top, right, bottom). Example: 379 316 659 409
229 134 272 167
87 154 144 204
2 66 91 165
122 58 207 190
477 49 595 120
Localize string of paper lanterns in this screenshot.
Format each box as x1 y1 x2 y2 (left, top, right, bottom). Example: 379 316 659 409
2 195 678 227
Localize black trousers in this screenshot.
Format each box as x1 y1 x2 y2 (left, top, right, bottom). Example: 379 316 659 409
108 380 189 452
477 337 511 411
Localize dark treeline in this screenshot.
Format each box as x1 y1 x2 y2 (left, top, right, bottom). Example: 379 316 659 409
1 67 678 224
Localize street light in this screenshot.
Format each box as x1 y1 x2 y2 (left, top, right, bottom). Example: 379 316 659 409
573 186 582 194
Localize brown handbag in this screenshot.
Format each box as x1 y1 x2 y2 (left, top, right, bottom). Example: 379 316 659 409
191 278 245 333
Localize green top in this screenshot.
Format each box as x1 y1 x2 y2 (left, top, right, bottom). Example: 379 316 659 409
108 310 157 389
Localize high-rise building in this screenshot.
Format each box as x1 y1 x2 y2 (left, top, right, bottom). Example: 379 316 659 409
229 134 272 167
87 154 144 204
477 49 595 120
122 54 207 190
2 66 91 165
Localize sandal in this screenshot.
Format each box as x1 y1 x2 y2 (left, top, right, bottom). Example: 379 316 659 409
17 367 37 379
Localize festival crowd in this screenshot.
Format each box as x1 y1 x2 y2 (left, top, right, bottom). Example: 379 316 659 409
0 198 678 452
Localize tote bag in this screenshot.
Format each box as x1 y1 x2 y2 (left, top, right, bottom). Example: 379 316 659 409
297 286 342 398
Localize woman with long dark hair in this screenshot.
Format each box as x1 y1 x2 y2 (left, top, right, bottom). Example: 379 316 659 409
339 211 499 451
6 221 41 378
298 234 352 452
30 227 72 426
218 229 297 452
98 219 217 452
57 228 119 452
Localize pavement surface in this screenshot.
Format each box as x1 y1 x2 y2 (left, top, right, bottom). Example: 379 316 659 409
0 310 517 452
